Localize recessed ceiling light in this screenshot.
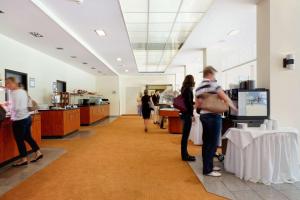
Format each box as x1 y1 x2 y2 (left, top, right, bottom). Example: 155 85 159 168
125 69 129 72
56 47 64 50
29 32 44 38
227 29 240 37
95 29 106 37
91 67 96 69
98 70 102 73
82 62 88 65
70 56 77 58
117 57 122 62
0 10 4 14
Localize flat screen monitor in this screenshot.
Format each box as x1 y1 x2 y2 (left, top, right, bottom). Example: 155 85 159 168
230 89 270 120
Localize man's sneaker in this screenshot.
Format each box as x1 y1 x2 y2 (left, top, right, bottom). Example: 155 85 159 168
213 166 221 171
206 171 222 177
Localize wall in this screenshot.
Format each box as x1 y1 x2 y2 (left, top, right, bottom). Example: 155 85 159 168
119 74 175 114
0 34 97 104
257 0 300 130
96 75 120 116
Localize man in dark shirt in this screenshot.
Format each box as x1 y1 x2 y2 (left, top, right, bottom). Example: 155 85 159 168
152 91 160 124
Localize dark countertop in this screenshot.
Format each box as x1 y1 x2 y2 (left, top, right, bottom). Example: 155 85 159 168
78 104 109 107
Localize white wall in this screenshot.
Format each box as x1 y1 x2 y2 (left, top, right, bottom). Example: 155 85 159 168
0 34 97 104
96 75 120 116
119 74 175 114
257 0 300 130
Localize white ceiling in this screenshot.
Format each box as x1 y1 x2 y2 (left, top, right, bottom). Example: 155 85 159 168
0 0 257 77
0 0 136 75
170 0 257 71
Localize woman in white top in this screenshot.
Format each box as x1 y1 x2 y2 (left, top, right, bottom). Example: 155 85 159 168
5 77 43 167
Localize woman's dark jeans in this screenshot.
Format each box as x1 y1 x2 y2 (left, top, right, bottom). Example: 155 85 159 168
181 113 192 159
200 113 222 174
12 116 40 158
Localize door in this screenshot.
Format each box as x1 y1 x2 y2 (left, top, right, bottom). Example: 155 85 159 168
125 87 141 115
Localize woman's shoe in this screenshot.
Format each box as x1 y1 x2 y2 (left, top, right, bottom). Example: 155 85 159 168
31 154 43 163
12 161 28 167
182 156 196 162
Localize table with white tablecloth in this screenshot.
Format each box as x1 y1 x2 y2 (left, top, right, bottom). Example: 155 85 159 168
224 127 300 185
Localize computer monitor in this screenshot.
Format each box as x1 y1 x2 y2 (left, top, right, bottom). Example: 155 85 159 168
230 89 270 120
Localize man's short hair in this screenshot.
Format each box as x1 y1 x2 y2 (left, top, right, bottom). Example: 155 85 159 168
203 66 217 78
5 77 17 83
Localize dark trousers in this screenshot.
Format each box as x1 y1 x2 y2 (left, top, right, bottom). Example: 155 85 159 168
181 114 192 159
12 116 40 158
200 113 222 174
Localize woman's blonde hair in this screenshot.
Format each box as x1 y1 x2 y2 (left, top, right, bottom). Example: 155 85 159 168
5 77 17 83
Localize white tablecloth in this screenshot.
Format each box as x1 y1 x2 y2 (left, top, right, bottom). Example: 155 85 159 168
224 127 300 185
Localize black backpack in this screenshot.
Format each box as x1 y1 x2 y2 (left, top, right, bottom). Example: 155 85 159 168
0 106 6 122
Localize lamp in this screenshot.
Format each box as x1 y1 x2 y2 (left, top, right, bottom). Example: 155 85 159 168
283 54 295 70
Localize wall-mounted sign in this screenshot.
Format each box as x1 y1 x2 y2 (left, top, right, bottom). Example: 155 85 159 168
29 77 35 88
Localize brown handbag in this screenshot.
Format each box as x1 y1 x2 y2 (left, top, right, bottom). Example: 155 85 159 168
199 93 229 113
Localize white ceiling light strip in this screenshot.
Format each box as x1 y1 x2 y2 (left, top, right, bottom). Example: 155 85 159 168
120 0 213 73
30 0 119 76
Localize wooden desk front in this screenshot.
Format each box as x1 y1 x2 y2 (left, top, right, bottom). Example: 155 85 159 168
0 114 41 165
159 109 183 134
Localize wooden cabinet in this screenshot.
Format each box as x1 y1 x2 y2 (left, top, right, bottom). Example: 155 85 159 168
0 114 42 165
80 104 110 125
40 109 80 137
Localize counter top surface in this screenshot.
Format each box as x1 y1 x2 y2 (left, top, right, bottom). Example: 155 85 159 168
38 108 80 111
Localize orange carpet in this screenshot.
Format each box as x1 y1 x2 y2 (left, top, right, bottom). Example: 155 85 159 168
0 116 225 200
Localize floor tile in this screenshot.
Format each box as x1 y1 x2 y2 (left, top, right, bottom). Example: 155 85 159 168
272 183 298 191
233 190 263 200
255 188 289 200
222 175 251 191
204 181 236 200
279 189 300 200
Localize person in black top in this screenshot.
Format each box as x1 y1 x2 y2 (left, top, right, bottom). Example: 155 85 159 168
152 90 160 124
141 90 153 132
180 75 196 161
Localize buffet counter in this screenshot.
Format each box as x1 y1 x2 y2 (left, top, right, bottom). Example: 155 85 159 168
0 113 41 165
159 108 182 134
79 104 110 125
39 108 80 137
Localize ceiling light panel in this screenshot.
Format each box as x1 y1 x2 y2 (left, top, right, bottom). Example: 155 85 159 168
180 0 214 12
176 13 203 23
123 13 147 23
149 0 181 12
149 13 176 23
119 0 211 73
148 23 173 32
119 0 148 12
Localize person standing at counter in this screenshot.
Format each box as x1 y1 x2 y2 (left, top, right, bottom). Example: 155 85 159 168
152 90 160 124
5 77 43 167
195 66 236 177
141 90 153 132
180 75 196 161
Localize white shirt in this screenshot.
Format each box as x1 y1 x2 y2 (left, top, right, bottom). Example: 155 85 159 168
8 89 30 121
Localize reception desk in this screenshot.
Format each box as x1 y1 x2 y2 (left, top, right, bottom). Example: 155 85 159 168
39 108 80 137
0 113 41 165
159 108 182 134
79 104 109 125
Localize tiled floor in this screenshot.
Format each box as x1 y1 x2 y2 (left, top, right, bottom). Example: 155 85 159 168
188 155 300 200
0 148 66 196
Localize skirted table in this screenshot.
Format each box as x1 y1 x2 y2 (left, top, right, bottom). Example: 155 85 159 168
224 127 300 185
